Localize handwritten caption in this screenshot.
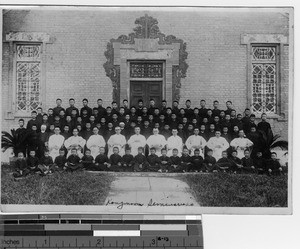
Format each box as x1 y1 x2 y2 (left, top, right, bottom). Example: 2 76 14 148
105 198 194 209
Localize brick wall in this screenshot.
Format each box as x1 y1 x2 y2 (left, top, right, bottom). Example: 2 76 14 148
1 9 290 140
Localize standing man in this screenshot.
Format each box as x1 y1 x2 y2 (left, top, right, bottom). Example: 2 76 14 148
225 101 234 115
53 98 65 117
80 98 93 117
199 100 207 120
172 100 180 116
212 100 221 117
66 98 79 117
148 99 156 116
184 99 194 121
96 99 107 117
127 127 147 156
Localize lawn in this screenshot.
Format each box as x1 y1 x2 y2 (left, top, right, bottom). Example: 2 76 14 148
1 164 114 205
181 173 288 207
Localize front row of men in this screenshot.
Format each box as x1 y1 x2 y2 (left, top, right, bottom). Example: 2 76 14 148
14 144 284 178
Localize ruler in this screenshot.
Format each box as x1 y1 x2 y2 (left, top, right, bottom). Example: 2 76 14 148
1 214 203 249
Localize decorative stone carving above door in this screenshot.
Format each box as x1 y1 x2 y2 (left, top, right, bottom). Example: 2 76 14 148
103 14 188 105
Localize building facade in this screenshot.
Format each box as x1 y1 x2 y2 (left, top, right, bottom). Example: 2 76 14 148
1 8 291 139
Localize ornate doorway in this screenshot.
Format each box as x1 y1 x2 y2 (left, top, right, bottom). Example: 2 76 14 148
103 14 188 105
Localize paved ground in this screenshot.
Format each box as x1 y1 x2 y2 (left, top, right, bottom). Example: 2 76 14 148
104 176 199 209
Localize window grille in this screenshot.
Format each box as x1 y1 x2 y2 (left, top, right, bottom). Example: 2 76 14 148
130 62 163 78
16 44 41 113
251 46 277 114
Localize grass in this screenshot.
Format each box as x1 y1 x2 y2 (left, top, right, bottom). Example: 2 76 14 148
1 164 114 205
181 173 288 207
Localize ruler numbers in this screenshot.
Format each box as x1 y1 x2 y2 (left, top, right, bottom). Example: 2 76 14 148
1 236 203 248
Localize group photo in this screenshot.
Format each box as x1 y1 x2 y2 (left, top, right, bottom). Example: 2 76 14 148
4 97 287 176
1 7 292 212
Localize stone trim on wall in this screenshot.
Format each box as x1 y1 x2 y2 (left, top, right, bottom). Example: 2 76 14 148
241 33 288 44
4 32 53 119
241 33 289 120
5 32 53 43
103 14 188 105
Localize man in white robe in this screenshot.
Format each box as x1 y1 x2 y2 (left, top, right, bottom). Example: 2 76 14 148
166 129 183 156
64 128 86 158
107 126 127 157
185 127 207 157
86 127 106 159
230 130 254 159
207 130 229 161
48 126 65 161
146 128 167 156
127 127 147 156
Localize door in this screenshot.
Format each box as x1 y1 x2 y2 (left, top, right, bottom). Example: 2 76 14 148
130 81 162 107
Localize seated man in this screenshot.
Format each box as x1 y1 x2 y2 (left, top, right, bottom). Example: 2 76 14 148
133 147 148 172
48 126 65 161
230 130 253 159
185 127 207 157
207 130 230 161
38 150 54 175
146 128 167 156
26 150 40 174
180 147 192 172
203 149 217 173
230 150 243 173
53 149 67 171
166 129 183 157
190 149 204 172
127 126 147 156
253 151 267 174
65 148 83 172
215 151 233 173
107 126 127 157
13 152 30 178
241 150 256 174
94 147 110 171
64 128 86 159
122 147 134 172
169 148 183 173
109 146 123 172
147 147 160 172
266 152 283 175
159 148 170 173
81 149 95 170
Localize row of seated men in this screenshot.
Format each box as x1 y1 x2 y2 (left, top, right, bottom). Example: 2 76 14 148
13 146 284 178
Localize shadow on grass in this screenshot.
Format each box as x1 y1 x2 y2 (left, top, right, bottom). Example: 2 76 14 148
180 173 288 207
1 165 114 205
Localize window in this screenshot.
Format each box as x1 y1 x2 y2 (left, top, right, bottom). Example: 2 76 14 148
251 45 278 114
15 44 42 114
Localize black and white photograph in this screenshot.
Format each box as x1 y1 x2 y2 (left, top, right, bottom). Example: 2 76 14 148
0 6 293 214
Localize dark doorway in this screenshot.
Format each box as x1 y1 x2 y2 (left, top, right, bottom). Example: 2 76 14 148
130 81 162 107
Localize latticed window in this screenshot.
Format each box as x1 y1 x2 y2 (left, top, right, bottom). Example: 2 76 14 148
15 44 41 114
130 62 163 78
251 46 277 114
